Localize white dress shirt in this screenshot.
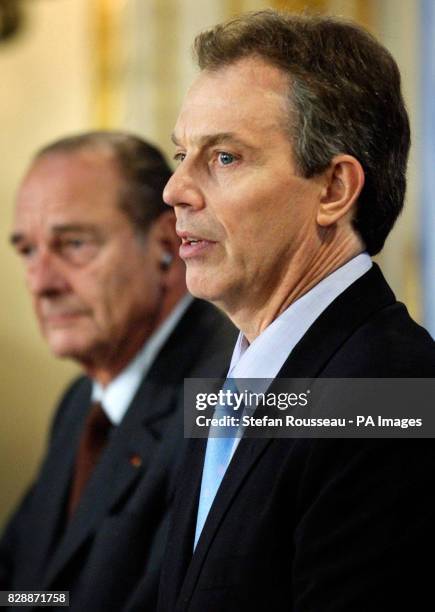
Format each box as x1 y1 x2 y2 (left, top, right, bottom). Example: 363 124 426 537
92 294 193 424
226 253 372 455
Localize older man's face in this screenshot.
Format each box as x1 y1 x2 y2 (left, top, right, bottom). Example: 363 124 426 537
164 56 323 316
12 150 166 375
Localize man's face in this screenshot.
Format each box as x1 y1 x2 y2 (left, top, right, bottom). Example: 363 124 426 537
12 150 166 374
164 56 324 317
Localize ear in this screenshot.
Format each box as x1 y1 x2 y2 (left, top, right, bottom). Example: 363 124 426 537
152 210 180 269
151 211 187 297
317 155 365 227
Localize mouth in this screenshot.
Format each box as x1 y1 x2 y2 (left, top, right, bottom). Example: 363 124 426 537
176 230 217 260
43 311 89 326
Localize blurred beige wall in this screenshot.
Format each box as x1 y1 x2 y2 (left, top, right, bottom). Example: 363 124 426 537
0 0 423 528
0 0 90 526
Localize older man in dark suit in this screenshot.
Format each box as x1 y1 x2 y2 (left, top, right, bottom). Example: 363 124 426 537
159 11 435 611
1 131 236 611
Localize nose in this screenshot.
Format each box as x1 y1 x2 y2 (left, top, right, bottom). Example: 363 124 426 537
163 163 205 211
26 250 70 297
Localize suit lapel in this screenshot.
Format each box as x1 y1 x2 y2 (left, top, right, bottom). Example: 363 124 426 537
42 298 227 588
22 380 91 586
174 436 272 609
276 263 395 379
43 379 178 588
158 438 205 611
173 265 397 607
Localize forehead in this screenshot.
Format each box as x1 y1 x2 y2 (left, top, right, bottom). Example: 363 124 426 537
14 150 124 230
174 56 290 143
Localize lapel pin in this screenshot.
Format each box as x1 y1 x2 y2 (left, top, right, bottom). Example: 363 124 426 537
129 453 142 468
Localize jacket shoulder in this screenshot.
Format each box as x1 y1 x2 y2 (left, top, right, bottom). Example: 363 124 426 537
325 301 435 376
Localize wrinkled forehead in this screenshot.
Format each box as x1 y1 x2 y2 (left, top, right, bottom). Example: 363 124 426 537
13 151 123 232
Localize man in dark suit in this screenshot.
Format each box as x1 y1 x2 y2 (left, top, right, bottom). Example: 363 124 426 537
159 11 435 611
1 131 235 610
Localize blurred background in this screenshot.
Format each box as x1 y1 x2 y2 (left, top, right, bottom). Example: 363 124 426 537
0 0 433 528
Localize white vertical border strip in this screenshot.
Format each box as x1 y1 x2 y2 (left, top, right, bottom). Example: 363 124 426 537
421 0 435 337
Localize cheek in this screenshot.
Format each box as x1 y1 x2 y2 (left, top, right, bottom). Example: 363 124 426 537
219 181 272 233
96 274 130 313
31 299 52 335
106 263 160 319
66 273 117 329
220 202 265 259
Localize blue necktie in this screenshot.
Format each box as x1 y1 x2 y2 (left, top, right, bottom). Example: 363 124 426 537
194 378 240 549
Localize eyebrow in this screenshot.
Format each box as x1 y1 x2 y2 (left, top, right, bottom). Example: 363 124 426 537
171 131 255 151
10 224 100 246
10 233 24 246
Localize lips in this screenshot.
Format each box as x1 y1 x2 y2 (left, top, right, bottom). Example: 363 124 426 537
42 309 89 326
176 230 217 259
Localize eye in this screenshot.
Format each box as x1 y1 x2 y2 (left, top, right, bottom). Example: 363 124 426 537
16 244 36 259
217 152 236 166
64 238 85 249
173 152 186 164
57 236 99 265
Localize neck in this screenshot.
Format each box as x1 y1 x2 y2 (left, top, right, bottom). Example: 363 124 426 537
223 232 364 343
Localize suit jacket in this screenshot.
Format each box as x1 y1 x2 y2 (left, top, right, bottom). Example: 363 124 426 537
0 299 237 612
158 265 435 612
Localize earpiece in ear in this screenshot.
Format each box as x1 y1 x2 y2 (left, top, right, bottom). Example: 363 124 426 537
160 252 173 270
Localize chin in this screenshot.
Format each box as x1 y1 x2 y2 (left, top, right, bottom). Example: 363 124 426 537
45 331 90 361
186 270 221 304
48 343 85 361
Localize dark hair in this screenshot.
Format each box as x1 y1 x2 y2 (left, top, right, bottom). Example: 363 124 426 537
36 131 172 235
194 10 410 255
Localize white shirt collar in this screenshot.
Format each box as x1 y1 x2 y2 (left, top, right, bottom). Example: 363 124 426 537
92 294 193 424
228 253 372 381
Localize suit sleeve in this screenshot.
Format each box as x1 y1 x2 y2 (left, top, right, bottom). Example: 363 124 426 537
0 377 86 588
0 487 36 588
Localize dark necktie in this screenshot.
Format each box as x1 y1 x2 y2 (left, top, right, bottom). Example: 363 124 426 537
68 401 112 517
